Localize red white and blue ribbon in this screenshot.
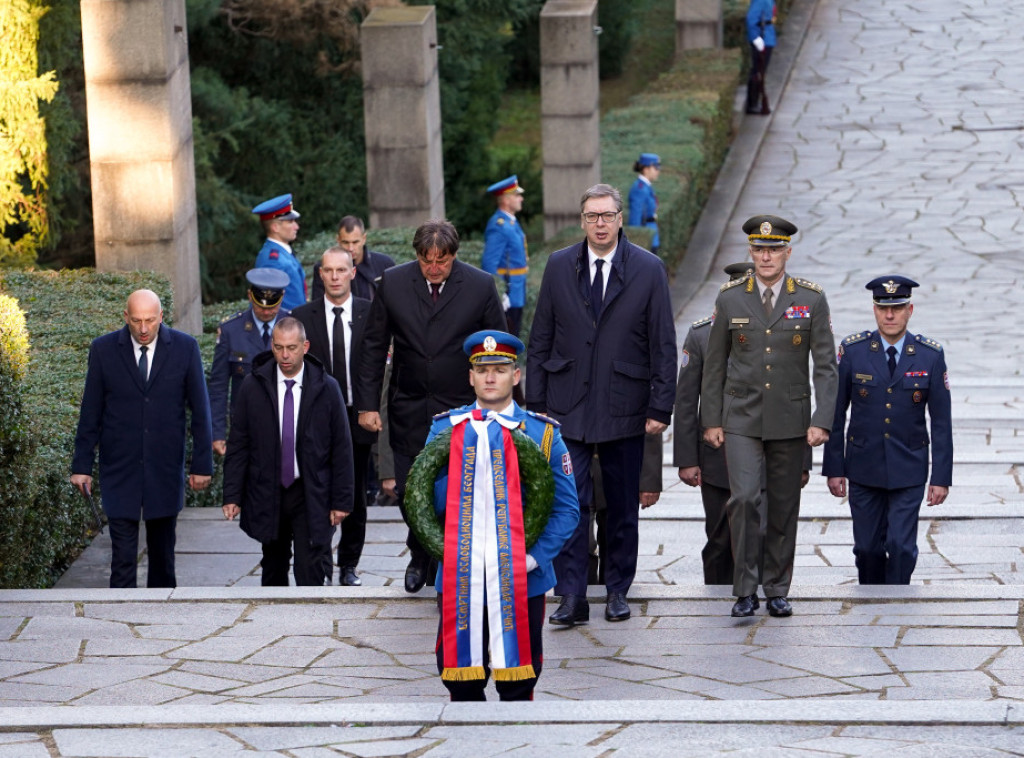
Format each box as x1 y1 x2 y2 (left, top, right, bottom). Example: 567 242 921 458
440 409 534 682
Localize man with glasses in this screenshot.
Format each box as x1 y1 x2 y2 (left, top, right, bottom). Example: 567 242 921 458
355 219 506 593
701 215 837 618
527 184 676 626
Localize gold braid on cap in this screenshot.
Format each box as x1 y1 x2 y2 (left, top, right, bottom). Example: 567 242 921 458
748 234 791 243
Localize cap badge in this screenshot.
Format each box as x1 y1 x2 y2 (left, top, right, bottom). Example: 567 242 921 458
760 221 772 235
883 280 899 294
483 336 497 352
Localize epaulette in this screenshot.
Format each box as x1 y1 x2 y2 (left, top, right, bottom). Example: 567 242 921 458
720 275 747 292
916 334 943 352
525 410 561 427
432 410 454 421
794 277 823 293
841 331 871 347
496 217 505 226
220 310 245 324
691 315 713 329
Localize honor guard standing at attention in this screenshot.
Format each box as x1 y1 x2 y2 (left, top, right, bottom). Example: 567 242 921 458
481 176 529 337
822 276 952 584
209 268 290 455
701 215 837 618
253 193 306 311
674 261 751 585
627 153 661 256
423 330 578 701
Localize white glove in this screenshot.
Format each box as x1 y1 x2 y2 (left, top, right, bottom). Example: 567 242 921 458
501 292 511 311
525 554 538 572
752 36 765 52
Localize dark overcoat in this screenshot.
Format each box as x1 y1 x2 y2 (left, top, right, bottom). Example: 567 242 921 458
223 353 354 546
525 230 677 442
72 324 213 520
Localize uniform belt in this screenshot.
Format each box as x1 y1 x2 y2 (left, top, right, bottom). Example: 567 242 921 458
496 267 529 276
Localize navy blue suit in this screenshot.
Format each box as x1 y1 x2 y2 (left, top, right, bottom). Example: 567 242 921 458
822 331 953 584
527 230 676 596
72 324 213 587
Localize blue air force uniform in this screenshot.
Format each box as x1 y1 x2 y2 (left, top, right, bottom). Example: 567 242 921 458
627 153 660 253
822 276 953 584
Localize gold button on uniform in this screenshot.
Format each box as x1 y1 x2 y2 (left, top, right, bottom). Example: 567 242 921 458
884 418 890 424
765 383 771 389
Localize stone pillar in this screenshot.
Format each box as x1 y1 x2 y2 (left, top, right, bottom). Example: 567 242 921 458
676 0 723 53
540 0 600 240
80 0 202 334
361 7 445 230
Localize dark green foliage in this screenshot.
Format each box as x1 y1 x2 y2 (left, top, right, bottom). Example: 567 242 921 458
0 270 172 588
596 2 639 79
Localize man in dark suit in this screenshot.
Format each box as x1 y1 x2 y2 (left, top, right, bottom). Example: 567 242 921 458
71 289 213 588
292 247 372 586
355 218 506 593
223 317 353 586
527 183 677 625
823 276 952 584
312 216 396 302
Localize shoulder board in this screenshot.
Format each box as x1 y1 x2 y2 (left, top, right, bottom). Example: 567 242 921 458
794 277 823 293
841 331 871 346
220 310 245 324
496 217 505 226
691 315 713 329
432 410 454 421
524 410 561 427
916 334 943 352
720 275 747 292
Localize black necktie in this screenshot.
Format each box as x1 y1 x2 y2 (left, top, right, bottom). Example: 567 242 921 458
887 345 897 377
430 282 441 303
591 259 605 320
138 346 149 382
332 306 348 404
262 322 270 348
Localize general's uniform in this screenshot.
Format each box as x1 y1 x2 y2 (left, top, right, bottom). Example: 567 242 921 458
701 268 837 601
822 330 952 584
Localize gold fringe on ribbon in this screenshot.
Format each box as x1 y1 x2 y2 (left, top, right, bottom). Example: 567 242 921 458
441 666 487 682
493 664 536 682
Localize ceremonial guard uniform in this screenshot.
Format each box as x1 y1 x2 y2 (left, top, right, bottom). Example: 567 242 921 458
701 215 837 617
425 331 578 701
627 153 661 254
253 194 306 311
481 175 529 336
208 268 289 445
822 276 952 584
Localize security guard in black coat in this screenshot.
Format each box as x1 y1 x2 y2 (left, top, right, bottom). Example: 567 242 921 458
822 276 952 584
209 268 290 454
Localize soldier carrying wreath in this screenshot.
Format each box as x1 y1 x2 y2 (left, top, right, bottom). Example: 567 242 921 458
404 329 579 701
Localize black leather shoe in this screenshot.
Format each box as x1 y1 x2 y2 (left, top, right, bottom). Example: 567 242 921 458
605 592 630 622
549 595 589 626
731 595 758 617
339 566 361 586
767 596 793 617
404 562 427 593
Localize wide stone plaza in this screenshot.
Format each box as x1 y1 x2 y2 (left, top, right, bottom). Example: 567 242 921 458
2 0 1023 754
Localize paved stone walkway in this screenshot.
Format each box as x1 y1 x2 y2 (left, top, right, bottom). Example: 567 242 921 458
5 0 1024 753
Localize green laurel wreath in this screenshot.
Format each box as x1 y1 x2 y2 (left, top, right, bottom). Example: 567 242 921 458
405 426 555 562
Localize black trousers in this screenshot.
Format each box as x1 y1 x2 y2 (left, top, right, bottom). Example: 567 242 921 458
109 515 177 589
262 480 327 587
393 448 431 567
336 438 371 573
435 594 545 701
746 44 773 111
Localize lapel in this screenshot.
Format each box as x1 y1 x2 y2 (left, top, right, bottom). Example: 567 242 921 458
574 242 592 312
350 297 369 351
409 261 434 312
308 299 331 365
117 326 146 393
601 240 627 318
147 325 171 388
432 259 464 317
762 277 793 327
866 331 895 387
246 310 270 354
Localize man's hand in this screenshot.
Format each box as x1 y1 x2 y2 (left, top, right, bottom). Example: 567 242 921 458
212 440 227 456
223 503 240 520
189 474 211 491
645 419 668 435
926 486 948 507
71 474 92 497
381 478 397 498
678 466 701 488
359 411 382 432
806 427 829 447
330 510 349 526
703 427 724 448
640 491 660 509
827 477 846 498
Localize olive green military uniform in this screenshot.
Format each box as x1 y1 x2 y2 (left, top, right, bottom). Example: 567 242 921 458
701 271 837 598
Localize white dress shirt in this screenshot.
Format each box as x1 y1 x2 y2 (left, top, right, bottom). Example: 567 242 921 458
277 364 304 481
131 333 157 381
323 295 353 405
587 247 616 300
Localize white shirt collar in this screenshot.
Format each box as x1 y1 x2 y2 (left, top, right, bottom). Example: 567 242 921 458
277 364 304 387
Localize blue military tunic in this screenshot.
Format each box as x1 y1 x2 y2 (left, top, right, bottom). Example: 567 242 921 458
426 401 579 597
481 211 528 309
627 176 659 252
208 307 286 441
255 239 305 311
